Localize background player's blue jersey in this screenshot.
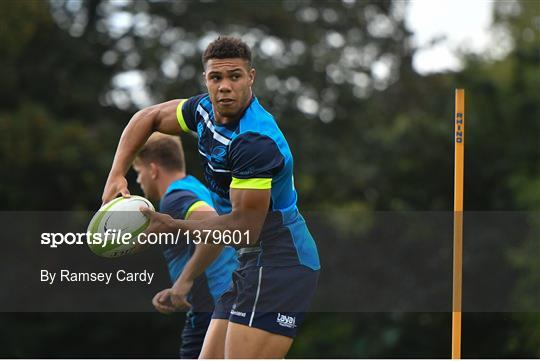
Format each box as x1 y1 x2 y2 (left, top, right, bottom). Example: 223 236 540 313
159 175 238 312
176 94 320 271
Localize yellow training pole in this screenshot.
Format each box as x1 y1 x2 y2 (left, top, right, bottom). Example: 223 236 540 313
452 89 465 359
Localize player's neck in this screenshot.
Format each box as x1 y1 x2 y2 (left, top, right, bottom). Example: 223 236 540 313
157 171 186 199
214 113 239 125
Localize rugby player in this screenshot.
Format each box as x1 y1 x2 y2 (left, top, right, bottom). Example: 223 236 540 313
102 36 320 358
132 133 237 358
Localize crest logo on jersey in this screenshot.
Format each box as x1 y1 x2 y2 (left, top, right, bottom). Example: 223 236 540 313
211 145 227 164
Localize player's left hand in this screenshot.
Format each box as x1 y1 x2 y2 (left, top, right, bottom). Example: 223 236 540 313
140 207 176 235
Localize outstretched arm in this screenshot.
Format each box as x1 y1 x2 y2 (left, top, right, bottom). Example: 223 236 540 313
141 187 271 248
102 99 183 204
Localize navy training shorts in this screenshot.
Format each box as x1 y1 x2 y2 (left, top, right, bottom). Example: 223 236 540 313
212 265 319 338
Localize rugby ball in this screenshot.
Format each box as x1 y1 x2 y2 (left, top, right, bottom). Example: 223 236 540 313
87 196 154 258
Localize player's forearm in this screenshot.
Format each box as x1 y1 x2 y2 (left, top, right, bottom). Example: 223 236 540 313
173 212 263 247
175 243 224 284
108 107 160 177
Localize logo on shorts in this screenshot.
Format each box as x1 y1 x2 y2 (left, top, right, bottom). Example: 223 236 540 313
230 305 246 318
230 310 246 317
276 313 296 328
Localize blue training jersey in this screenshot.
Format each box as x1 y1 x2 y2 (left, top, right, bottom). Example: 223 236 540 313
176 94 320 271
159 175 238 311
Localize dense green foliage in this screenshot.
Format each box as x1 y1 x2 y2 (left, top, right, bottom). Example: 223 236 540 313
0 0 538 357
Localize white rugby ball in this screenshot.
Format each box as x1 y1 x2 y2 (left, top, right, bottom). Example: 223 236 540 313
87 196 154 258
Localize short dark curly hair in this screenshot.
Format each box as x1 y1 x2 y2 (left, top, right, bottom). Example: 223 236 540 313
202 36 252 67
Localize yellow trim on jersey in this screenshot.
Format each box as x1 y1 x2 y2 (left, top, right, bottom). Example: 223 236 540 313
185 200 208 220
230 177 272 190
176 99 190 133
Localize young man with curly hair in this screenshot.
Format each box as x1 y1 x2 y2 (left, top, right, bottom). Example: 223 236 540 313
102 36 320 358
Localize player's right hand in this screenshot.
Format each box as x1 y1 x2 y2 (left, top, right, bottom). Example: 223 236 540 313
171 278 193 310
101 175 130 205
152 288 177 314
